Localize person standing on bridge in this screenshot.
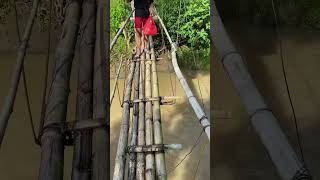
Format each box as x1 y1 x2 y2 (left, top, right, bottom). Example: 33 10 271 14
131 0 155 58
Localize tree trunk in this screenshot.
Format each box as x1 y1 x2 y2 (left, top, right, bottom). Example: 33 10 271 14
38 1 81 180
71 0 96 179
212 1 310 180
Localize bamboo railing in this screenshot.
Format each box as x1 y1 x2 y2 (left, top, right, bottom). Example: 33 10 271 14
157 15 211 141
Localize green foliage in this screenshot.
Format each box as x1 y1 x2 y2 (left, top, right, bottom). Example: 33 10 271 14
110 0 210 68
156 0 210 49
177 46 210 70
178 0 210 49
110 0 134 55
110 0 133 35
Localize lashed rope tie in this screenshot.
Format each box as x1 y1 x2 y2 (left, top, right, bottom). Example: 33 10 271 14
199 115 210 132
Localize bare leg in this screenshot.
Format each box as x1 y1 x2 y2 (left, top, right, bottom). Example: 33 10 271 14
135 28 142 54
144 34 149 50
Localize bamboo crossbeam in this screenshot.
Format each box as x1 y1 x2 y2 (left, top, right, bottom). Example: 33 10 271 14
71 0 95 179
150 36 167 180
0 0 41 148
113 61 135 180
128 59 140 180
212 1 310 180
157 15 210 140
38 2 81 180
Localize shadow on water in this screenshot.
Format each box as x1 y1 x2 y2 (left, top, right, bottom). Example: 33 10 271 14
110 58 210 180
213 18 320 179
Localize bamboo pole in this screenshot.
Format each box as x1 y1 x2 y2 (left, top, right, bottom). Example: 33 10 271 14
157 15 210 140
0 0 41 148
38 1 81 180
110 10 134 51
71 0 96 179
92 2 109 180
113 61 135 180
212 1 310 180
136 51 146 180
145 48 156 180
110 56 124 105
128 58 140 180
150 36 167 180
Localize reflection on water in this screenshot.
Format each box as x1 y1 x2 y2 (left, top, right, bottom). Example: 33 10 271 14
110 58 210 180
213 22 320 179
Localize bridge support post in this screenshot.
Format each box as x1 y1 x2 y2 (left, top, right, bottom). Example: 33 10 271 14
71 0 96 179
38 2 81 180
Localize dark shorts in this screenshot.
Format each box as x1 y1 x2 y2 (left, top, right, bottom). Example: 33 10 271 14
134 16 148 28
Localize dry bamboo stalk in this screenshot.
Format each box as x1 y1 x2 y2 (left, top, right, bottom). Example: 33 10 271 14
157 15 210 140
113 61 135 180
136 42 146 180
212 1 308 179
0 0 41 148
92 3 109 180
145 51 156 180
149 36 167 180
71 0 96 179
128 59 140 180
38 1 81 180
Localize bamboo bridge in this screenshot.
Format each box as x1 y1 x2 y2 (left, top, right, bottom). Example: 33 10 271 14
110 11 210 180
